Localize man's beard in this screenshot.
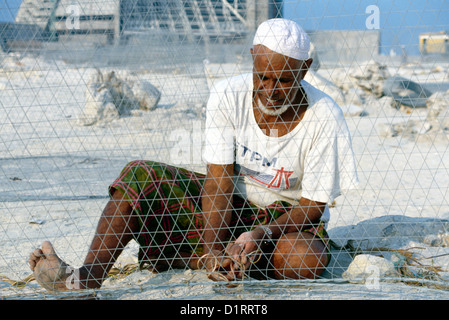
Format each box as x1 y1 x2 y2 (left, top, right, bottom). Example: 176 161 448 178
256 97 290 117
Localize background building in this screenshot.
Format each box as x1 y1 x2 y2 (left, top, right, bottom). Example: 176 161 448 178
420 31 449 55
14 0 283 44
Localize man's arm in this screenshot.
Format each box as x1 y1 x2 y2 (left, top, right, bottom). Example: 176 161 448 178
237 197 326 253
230 197 326 278
260 197 326 240
201 163 235 254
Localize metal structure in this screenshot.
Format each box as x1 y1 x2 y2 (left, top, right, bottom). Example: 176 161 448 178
14 0 283 44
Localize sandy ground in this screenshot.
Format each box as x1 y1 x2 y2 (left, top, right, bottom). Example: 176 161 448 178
1 50 449 300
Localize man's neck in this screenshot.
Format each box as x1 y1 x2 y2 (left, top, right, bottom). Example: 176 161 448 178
253 89 308 137
253 104 308 137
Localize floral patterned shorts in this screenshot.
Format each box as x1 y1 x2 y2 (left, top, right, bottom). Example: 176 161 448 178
109 160 330 267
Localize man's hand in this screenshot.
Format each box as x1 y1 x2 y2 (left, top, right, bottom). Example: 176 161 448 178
199 249 234 281
199 229 263 282
224 228 266 280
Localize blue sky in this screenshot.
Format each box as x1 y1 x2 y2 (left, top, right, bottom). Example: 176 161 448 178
1 0 448 55
283 0 449 55
0 0 20 22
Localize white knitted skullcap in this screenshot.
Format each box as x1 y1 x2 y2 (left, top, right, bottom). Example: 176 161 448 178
253 18 310 60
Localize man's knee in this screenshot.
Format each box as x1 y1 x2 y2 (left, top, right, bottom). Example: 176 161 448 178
272 232 328 280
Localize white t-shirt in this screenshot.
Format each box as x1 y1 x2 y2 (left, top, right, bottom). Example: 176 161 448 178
203 73 359 222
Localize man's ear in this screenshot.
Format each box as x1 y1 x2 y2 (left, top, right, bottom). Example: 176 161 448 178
304 58 313 69
299 58 314 79
250 47 256 62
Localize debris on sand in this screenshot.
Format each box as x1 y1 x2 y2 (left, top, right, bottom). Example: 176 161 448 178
77 69 161 126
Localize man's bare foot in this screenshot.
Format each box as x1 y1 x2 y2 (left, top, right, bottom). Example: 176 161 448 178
28 241 71 291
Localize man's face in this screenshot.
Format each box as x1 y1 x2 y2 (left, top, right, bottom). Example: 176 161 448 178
251 45 311 112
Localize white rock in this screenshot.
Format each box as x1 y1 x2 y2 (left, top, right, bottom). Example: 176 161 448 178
305 70 346 106
424 233 449 247
349 60 390 98
340 104 366 117
344 88 365 106
363 95 396 118
426 90 449 126
76 69 161 126
77 77 119 126
342 254 399 283
377 122 398 137
329 215 449 251
122 72 161 111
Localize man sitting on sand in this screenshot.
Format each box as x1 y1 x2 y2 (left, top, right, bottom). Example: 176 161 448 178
29 18 358 291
